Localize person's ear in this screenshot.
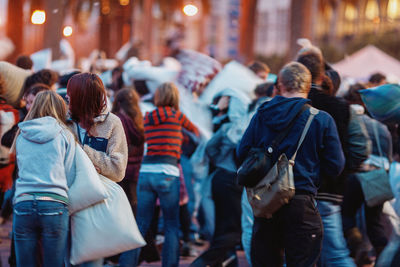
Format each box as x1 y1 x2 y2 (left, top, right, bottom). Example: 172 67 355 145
276 81 284 96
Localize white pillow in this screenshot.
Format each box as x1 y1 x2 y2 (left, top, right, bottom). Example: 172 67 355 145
68 145 108 214
70 175 146 265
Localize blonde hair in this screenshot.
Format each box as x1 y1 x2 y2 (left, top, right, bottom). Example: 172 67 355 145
10 91 70 153
154 82 180 110
24 91 67 123
278 62 311 94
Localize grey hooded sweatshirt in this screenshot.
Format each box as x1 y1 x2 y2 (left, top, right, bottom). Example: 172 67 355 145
15 116 76 200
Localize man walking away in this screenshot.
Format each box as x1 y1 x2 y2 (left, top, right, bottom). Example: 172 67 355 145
237 62 345 267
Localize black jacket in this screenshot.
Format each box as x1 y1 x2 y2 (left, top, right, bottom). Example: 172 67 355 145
308 85 370 203
237 96 345 195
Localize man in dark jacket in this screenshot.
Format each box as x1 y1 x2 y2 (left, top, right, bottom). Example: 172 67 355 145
237 62 345 267
297 48 370 266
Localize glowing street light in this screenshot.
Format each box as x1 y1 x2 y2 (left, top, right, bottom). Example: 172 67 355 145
119 0 129 6
31 10 46 25
183 4 198 16
63 26 73 37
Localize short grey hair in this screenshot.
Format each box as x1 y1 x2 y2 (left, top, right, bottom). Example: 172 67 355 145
278 62 311 94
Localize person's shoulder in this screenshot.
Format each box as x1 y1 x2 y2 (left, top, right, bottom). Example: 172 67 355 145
60 125 76 144
374 118 391 135
106 112 122 122
334 96 350 113
313 108 336 126
335 96 349 105
172 109 188 121
173 108 183 116
104 112 125 132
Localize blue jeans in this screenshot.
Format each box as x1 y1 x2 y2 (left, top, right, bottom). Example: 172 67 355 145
197 174 215 240
317 200 356 267
119 172 180 267
376 230 400 266
72 259 103 267
13 200 69 267
181 155 197 235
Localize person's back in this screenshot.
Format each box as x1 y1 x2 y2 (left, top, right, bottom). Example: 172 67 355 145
298 46 363 267
341 104 391 263
112 88 145 213
15 116 75 198
13 91 75 267
143 106 199 165
237 68 344 195
120 82 198 267
362 113 392 161
237 62 344 267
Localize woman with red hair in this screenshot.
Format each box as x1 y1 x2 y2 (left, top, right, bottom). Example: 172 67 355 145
67 73 128 267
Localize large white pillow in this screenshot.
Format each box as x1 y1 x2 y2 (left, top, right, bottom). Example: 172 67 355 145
68 145 108 214
70 175 146 265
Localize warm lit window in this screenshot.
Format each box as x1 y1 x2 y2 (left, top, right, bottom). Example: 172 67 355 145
345 4 357 21
388 0 400 19
365 0 379 20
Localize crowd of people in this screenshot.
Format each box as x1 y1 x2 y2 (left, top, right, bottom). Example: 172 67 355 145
0 39 399 267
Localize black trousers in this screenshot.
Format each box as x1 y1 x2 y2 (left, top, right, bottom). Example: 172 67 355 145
180 204 192 242
251 194 323 267
341 173 389 250
119 179 138 214
190 168 242 267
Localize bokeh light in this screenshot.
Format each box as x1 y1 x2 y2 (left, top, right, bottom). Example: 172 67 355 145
63 26 73 37
183 4 198 17
31 10 46 25
120 0 130 6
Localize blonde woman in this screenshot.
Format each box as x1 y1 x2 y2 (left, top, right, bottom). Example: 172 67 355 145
13 91 76 267
120 82 199 267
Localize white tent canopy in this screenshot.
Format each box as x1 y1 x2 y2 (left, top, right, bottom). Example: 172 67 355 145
333 45 400 80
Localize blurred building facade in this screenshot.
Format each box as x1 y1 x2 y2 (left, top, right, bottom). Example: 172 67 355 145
316 0 400 40
2 0 400 63
204 0 400 60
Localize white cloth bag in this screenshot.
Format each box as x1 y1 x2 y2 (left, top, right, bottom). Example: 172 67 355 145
68 145 108 214
70 175 146 265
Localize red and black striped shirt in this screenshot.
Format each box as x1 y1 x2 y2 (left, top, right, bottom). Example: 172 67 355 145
143 106 199 165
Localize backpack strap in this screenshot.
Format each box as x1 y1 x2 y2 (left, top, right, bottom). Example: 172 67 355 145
372 119 386 168
267 104 309 155
289 107 319 165
75 122 88 145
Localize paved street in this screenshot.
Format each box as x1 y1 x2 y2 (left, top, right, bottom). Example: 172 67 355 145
0 220 12 267
0 220 249 267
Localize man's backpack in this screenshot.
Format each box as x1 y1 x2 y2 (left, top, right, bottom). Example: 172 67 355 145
238 105 319 218
237 105 309 187
0 101 18 167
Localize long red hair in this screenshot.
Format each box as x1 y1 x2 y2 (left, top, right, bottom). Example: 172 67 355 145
67 73 107 134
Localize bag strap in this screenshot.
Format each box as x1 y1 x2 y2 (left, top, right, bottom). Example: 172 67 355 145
372 120 385 167
290 107 319 164
267 104 309 154
75 122 87 145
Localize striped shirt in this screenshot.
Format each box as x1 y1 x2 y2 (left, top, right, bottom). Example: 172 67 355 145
143 107 199 165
